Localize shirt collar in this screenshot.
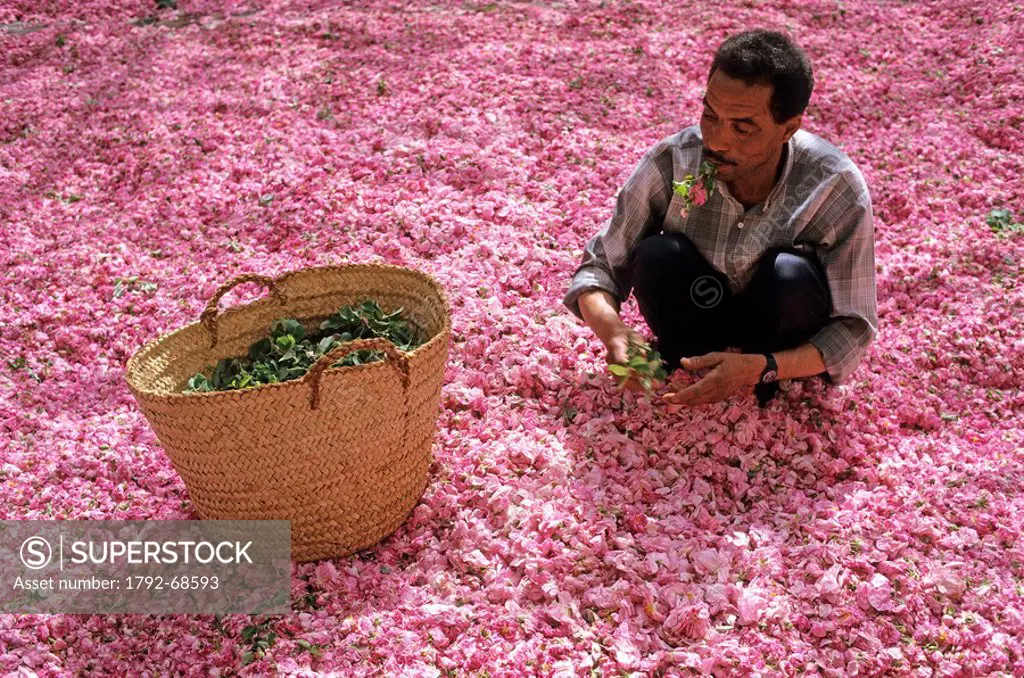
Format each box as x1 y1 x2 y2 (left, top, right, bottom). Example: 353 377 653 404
764 134 796 209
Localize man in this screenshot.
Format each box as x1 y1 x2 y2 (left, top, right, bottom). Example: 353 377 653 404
563 29 877 407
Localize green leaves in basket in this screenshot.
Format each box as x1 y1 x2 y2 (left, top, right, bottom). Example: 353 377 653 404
608 337 668 393
318 300 420 367
270 318 305 341
182 300 424 394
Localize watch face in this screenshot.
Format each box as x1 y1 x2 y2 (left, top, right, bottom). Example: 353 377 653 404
762 369 778 383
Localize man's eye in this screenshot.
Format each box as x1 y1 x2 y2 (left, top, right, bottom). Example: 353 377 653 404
735 125 754 136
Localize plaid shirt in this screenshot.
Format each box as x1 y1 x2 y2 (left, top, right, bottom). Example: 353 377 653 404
563 125 878 385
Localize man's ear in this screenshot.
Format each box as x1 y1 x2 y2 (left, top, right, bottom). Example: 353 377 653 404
782 114 802 143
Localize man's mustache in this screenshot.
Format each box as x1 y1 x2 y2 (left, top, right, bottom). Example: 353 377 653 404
702 149 735 166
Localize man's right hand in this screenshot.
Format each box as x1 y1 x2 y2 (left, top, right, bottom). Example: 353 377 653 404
577 289 649 393
604 326 647 392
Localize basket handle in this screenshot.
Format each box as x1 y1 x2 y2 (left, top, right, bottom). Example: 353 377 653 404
305 338 410 411
200 273 286 349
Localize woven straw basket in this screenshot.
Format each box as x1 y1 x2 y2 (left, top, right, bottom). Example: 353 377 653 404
124 264 451 562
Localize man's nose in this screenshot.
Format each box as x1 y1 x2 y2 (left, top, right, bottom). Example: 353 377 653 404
704 127 730 157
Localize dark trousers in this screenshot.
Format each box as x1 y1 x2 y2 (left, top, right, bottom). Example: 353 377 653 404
631 233 832 404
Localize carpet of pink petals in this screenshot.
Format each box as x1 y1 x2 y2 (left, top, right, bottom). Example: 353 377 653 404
2 0 1023 676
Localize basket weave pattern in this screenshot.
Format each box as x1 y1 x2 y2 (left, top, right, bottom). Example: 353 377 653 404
125 264 451 562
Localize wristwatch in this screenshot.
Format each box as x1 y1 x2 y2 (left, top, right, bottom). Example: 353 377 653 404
759 353 778 384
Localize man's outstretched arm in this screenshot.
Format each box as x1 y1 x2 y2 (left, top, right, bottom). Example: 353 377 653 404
662 343 827 406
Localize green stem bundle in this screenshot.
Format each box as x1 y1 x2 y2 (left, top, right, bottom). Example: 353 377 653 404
607 337 668 393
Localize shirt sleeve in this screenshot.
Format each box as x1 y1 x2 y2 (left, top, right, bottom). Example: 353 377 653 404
562 143 673 320
807 171 879 385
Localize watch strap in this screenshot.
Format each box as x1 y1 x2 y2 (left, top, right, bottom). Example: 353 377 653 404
759 353 778 384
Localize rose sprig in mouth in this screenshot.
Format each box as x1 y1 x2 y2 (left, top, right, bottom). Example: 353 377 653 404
672 160 719 214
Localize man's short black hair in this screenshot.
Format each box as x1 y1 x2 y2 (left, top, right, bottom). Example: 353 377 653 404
709 30 814 124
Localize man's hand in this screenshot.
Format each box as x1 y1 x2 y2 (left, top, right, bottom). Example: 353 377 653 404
605 326 648 392
662 352 766 406
578 289 654 393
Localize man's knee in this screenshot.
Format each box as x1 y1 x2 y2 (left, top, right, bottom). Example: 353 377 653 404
776 252 830 316
742 250 831 347
773 251 821 288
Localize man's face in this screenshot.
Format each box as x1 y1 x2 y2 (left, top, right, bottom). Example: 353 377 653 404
699 70 796 182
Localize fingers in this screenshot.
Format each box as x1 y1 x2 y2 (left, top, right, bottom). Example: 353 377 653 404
664 386 715 406
663 385 699 405
605 341 628 365
679 352 727 372
663 372 723 406
605 332 636 365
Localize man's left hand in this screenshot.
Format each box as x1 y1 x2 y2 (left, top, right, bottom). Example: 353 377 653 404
662 352 767 406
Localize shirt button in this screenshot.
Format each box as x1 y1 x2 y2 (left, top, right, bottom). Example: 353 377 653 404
737 221 745 229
